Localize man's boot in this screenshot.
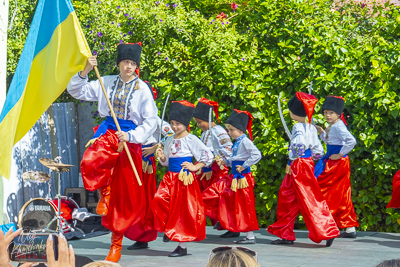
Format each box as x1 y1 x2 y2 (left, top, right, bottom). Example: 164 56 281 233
105 232 123 262
97 185 110 216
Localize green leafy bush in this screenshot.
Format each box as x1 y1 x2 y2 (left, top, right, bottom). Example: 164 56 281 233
7 0 400 232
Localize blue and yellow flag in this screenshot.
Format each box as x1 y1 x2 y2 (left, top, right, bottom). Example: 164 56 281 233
0 0 91 179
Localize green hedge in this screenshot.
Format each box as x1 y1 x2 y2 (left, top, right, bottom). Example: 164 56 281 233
7 0 400 232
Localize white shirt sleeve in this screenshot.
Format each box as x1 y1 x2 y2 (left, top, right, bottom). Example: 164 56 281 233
188 135 214 167
213 126 233 160
241 138 262 169
336 124 356 155
67 72 101 101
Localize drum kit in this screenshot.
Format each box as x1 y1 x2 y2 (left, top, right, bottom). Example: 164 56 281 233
18 157 83 235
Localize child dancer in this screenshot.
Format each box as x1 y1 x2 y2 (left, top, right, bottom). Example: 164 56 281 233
193 98 232 192
267 92 340 246
152 100 213 257
314 96 358 238
215 109 262 243
124 81 174 250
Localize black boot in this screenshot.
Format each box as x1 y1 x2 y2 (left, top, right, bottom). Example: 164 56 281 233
326 238 335 247
219 231 240 238
127 241 149 250
271 239 294 245
168 246 187 257
213 221 222 230
340 231 357 238
163 234 170 242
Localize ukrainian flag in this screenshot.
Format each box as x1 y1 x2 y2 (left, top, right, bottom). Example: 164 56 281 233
0 0 91 178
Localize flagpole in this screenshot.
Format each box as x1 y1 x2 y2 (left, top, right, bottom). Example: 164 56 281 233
93 66 142 186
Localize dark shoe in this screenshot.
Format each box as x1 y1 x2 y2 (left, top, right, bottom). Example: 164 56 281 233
271 239 294 245
168 246 187 257
127 241 149 250
235 237 256 244
163 234 170 242
326 238 335 247
213 221 222 229
220 231 240 238
340 231 357 238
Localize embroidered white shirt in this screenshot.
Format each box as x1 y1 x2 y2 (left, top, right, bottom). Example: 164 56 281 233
200 125 233 160
289 122 324 161
319 120 356 155
67 73 158 144
161 133 214 167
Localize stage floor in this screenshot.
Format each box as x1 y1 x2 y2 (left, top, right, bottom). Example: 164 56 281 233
11 227 400 266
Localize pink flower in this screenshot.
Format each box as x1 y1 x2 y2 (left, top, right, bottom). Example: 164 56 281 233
231 3 238 12
216 12 227 21
297 56 300 60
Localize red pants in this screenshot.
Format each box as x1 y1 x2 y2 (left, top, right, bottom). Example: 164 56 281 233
202 176 230 222
388 170 400 208
218 173 259 232
197 162 229 192
152 171 206 242
81 129 145 233
267 157 340 243
124 156 158 243
318 156 358 229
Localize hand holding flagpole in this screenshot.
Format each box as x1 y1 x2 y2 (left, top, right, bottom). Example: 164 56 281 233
93 66 142 186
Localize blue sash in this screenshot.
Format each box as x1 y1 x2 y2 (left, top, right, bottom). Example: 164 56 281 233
92 116 137 139
288 149 312 166
168 157 192 174
232 161 251 180
202 166 212 173
142 144 155 165
314 145 346 178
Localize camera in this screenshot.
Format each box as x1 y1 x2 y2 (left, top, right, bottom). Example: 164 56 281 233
8 232 58 262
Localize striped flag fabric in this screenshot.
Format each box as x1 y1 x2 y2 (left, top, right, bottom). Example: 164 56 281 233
0 0 91 179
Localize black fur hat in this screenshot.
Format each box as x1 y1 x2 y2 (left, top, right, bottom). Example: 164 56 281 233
193 98 219 122
287 92 318 123
169 100 195 128
225 109 253 140
117 43 142 66
321 96 345 115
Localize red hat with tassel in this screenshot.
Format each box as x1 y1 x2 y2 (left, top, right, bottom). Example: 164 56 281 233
288 92 318 124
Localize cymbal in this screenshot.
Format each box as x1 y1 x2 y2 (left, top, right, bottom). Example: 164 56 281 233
22 171 51 183
39 158 73 172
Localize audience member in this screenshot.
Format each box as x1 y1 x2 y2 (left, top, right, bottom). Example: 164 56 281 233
83 261 121 267
206 246 259 267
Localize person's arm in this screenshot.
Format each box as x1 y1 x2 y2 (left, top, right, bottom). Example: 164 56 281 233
214 127 233 160
241 138 262 169
338 124 357 155
127 85 158 144
67 57 102 101
288 123 306 161
187 135 214 170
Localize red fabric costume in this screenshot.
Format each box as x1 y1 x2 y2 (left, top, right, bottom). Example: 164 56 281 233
202 175 230 222
317 156 359 229
81 129 145 233
152 171 206 242
124 155 158 242
218 172 259 232
197 162 229 192
267 157 340 243
387 170 400 208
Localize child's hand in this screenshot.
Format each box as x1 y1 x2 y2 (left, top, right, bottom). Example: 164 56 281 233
329 154 342 160
181 162 203 172
236 165 245 173
143 144 158 157
116 131 129 142
81 56 97 77
315 125 325 135
156 148 166 162
216 158 226 166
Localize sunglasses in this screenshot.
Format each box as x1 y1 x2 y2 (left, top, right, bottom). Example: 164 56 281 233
209 246 258 262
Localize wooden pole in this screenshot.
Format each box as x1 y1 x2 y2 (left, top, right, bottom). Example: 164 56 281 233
93 66 142 186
